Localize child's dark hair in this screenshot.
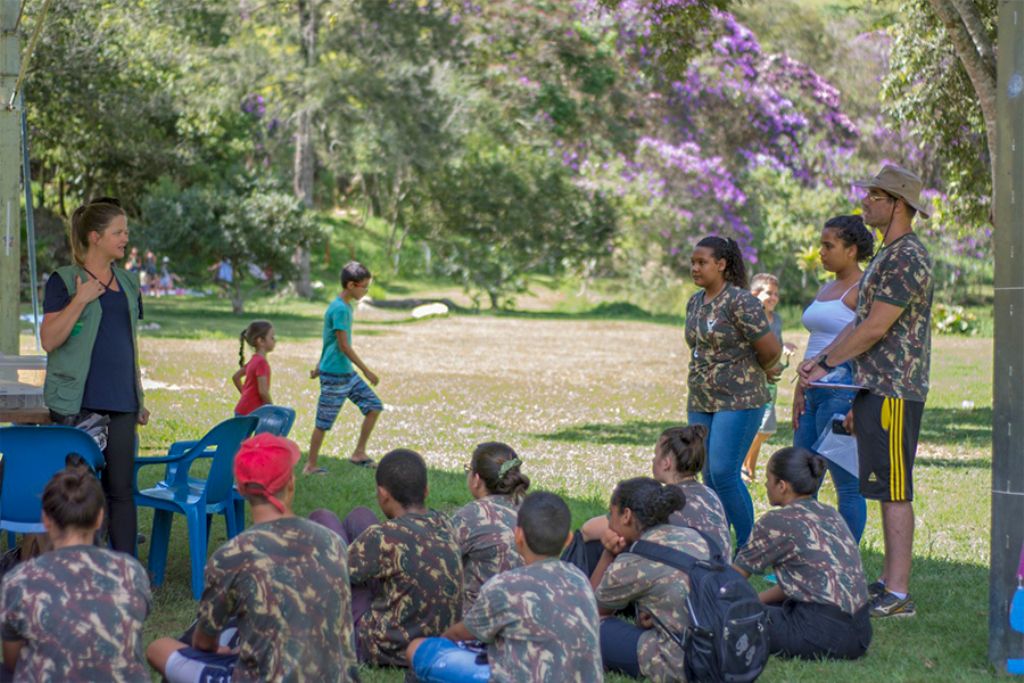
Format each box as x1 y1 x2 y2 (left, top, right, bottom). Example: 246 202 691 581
69 197 125 266
470 442 530 503
657 425 708 476
610 477 686 531
767 447 827 495
238 320 273 367
696 236 747 288
340 261 372 288
517 492 571 556
376 448 427 507
824 214 874 262
42 465 105 531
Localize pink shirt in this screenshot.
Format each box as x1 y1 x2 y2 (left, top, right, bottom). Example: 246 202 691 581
234 354 270 416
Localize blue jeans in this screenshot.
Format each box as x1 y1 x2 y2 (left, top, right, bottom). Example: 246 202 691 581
688 407 762 548
793 385 866 542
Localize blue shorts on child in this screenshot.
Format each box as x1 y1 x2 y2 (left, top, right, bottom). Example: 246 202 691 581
315 372 383 431
412 639 491 683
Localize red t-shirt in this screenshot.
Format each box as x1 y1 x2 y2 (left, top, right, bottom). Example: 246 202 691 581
234 354 271 416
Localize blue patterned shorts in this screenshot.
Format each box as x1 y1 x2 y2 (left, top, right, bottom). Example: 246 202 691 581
315 371 383 430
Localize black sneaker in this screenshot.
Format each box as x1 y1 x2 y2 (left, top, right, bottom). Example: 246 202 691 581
869 591 916 618
867 581 886 599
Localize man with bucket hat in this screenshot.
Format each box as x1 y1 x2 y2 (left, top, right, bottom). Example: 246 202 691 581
800 164 933 619
146 434 361 682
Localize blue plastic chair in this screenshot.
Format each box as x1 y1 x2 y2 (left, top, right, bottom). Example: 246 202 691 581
250 405 296 438
134 416 257 600
0 426 106 544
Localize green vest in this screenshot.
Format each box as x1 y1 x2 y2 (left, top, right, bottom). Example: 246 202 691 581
43 264 145 416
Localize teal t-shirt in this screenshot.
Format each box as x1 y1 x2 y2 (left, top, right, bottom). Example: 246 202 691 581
319 297 353 374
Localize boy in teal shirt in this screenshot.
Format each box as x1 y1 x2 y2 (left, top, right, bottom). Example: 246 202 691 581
305 261 383 473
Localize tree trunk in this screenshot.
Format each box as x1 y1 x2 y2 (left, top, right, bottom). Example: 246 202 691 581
928 0 998 209
292 0 318 298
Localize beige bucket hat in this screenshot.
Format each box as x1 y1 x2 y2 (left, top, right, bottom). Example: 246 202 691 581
853 164 930 219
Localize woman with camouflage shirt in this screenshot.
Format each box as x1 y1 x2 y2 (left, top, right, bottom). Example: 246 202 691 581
685 236 781 547
734 447 872 660
450 442 530 611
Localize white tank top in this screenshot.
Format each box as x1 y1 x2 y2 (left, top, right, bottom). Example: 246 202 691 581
801 283 858 360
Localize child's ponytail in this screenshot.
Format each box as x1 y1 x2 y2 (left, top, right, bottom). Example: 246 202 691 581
239 320 274 367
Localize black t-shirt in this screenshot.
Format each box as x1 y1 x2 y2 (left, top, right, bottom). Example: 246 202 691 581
44 275 142 413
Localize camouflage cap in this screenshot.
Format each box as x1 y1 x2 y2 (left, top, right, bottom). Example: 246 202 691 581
234 433 301 512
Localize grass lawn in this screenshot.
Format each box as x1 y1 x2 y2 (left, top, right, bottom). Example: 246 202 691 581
28 293 998 681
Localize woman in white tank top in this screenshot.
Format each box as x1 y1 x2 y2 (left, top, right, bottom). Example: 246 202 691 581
792 215 874 542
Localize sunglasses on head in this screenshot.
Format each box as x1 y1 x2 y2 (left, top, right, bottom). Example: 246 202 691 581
87 196 122 207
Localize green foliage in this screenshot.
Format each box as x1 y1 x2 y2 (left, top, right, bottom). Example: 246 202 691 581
881 0 996 224
422 145 617 309
744 166 851 304
138 177 322 313
932 303 979 336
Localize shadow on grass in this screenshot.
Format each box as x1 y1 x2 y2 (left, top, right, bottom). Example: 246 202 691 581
920 407 992 449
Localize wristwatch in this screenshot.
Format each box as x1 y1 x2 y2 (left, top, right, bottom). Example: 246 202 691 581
816 356 835 373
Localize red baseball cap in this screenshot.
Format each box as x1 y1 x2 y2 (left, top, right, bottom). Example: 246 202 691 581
233 433 301 513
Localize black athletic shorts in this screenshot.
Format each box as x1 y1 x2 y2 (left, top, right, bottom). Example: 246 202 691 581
852 392 924 502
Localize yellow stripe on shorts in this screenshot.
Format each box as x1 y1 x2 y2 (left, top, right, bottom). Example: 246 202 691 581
888 398 905 501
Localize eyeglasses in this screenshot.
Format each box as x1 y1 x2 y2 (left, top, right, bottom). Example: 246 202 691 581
866 192 895 203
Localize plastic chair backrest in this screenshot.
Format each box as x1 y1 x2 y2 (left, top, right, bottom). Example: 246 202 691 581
0 426 105 532
249 405 296 438
183 416 258 506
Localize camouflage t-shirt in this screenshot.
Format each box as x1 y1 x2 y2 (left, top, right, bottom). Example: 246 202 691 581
853 232 933 401
669 479 731 557
348 509 462 667
734 498 868 615
595 524 710 683
685 285 772 412
196 517 360 683
464 558 602 683
450 495 522 612
1 545 151 682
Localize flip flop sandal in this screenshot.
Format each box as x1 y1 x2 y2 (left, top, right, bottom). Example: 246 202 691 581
304 467 329 475
348 458 376 469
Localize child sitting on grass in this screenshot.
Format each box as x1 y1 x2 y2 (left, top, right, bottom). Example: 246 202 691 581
2 462 151 681
310 448 463 668
566 425 730 574
450 442 530 611
408 491 603 683
146 434 360 682
733 447 872 661
591 477 712 681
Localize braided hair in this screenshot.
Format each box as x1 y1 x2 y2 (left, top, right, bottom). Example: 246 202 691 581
238 320 273 367
696 236 747 289
824 215 874 262
610 477 686 532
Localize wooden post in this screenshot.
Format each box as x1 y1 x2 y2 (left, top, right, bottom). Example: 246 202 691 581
0 0 21 355
989 0 1024 670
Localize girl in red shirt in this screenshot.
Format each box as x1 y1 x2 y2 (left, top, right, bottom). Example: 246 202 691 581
233 320 276 415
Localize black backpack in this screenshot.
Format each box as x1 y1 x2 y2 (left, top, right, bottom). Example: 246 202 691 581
629 533 769 683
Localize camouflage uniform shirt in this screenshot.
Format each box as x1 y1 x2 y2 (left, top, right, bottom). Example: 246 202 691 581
449 495 522 611
595 524 710 683
348 509 462 666
853 233 933 401
464 558 602 683
685 285 772 412
1 545 151 682
734 498 868 615
669 479 731 557
196 517 360 682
